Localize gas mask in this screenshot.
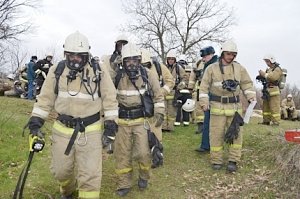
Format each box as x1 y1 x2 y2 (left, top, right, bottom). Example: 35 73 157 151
65 52 89 72
222 79 239 92
125 63 140 81
123 57 141 81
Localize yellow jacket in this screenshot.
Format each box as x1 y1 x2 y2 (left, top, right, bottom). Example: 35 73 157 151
150 63 175 96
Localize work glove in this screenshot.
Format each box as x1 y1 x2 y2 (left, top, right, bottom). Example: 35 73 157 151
154 113 164 127
147 130 164 168
177 82 186 90
151 144 164 168
28 116 45 152
102 120 118 153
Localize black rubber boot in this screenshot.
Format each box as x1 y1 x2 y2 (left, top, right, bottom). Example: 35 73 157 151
211 164 223 170
195 122 203 134
138 177 148 189
227 161 237 173
116 188 130 197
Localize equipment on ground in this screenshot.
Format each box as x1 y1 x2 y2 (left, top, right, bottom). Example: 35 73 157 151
285 129 300 143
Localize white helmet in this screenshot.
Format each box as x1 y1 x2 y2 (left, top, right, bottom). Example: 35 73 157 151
221 40 238 53
140 48 152 64
182 99 195 112
166 49 177 58
7 74 15 80
263 54 276 63
115 34 128 43
63 31 90 53
287 94 292 98
122 42 141 60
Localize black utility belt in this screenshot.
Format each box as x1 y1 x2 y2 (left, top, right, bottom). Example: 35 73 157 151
210 95 240 104
57 112 100 129
119 107 144 119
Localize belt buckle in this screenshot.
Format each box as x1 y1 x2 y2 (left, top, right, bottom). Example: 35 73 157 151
221 96 229 103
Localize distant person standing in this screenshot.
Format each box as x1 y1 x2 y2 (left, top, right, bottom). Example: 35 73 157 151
257 54 283 126
27 56 37 100
35 54 53 95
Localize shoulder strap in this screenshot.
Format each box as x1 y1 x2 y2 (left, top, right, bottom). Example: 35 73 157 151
140 65 148 84
153 61 164 86
114 65 124 88
54 60 66 95
91 59 102 97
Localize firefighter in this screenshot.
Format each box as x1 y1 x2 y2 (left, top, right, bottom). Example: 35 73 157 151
258 54 283 125
140 48 175 142
192 46 218 153
164 50 189 130
26 31 118 198
198 40 256 172
281 94 298 121
35 54 53 95
176 54 193 126
113 43 165 196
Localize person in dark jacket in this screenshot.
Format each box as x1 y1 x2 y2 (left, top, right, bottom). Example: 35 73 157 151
27 56 37 100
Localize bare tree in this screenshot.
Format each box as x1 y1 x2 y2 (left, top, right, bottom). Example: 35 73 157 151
122 0 235 62
0 0 39 67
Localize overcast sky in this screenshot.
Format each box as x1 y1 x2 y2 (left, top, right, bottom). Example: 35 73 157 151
21 0 300 87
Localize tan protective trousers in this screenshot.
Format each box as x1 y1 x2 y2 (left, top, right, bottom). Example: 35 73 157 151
282 108 298 119
149 117 162 142
114 124 151 189
194 101 204 123
50 132 102 199
210 115 243 164
262 95 281 124
162 98 176 131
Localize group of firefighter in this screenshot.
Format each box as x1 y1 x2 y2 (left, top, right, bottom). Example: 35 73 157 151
19 31 297 199
4 54 53 100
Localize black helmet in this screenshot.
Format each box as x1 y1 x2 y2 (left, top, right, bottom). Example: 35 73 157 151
200 46 215 57
31 56 37 60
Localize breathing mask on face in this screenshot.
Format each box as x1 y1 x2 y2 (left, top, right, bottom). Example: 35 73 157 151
222 79 239 92
123 57 141 81
65 52 89 71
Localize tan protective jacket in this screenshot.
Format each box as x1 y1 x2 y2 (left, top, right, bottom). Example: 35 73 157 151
281 98 295 109
188 60 204 89
32 61 118 122
168 63 189 91
116 67 165 125
199 61 256 116
265 66 282 96
150 63 175 96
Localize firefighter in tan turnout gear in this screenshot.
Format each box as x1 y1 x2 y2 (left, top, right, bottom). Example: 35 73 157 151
258 54 283 125
281 94 298 121
26 31 118 199
112 43 165 196
163 50 189 131
140 48 175 142
199 40 256 172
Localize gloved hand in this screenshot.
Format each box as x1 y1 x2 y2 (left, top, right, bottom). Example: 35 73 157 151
102 120 118 149
177 81 186 90
154 113 164 127
28 116 45 152
151 145 164 168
